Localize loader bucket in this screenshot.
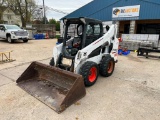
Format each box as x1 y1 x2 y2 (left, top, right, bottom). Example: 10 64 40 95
16 61 86 113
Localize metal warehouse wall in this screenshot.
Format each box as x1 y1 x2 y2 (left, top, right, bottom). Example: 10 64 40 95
63 0 160 21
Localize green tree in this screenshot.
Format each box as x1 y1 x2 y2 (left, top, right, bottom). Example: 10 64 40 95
56 21 60 31
49 18 60 31
49 18 56 24
42 16 49 24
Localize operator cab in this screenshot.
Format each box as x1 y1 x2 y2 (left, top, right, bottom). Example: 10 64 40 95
62 17 103 59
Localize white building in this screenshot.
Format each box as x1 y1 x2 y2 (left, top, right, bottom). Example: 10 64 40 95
1 8 22 26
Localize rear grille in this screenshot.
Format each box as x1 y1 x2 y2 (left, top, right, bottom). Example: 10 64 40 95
15 31 28 36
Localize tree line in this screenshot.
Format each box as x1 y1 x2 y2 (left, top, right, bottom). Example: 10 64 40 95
0 0 60 31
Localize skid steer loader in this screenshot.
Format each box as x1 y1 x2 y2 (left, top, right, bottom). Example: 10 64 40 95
16 17 119 113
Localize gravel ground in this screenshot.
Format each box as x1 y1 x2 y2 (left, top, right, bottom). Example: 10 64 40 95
0 39 160 120
0 39 56 70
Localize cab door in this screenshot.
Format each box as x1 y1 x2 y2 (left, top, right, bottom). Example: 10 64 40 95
0 25 3 38
0 25 6 39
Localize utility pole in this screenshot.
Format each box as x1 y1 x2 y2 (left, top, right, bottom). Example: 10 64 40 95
43 0 46 24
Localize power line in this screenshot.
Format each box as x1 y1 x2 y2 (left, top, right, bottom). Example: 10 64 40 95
37 5 68 14
67 0 92 5
46 6 68 14
36 0 93 15
54 0 85 8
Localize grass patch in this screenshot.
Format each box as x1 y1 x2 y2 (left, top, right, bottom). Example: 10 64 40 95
55 35 60 38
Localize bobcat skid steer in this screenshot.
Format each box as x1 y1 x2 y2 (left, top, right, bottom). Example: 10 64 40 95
16 17 119 113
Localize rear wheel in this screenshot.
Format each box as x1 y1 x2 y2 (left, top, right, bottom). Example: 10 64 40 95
80 61 99 86
7 35 14 43
99 55 115 77
23 40 28 43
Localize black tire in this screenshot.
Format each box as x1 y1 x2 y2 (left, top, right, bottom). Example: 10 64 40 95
99 55 115 77
7 35 14 43
49 57 55 66
80 61 99 86
23 40 28 43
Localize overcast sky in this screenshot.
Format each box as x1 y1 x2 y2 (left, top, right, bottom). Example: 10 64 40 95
35 0 93 20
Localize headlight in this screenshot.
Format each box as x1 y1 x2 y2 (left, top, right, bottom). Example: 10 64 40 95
11 31 15 34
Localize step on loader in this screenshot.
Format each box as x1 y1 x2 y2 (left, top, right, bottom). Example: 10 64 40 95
16 17 119 113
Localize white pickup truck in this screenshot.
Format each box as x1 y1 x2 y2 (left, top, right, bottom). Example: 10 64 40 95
0 24 29 43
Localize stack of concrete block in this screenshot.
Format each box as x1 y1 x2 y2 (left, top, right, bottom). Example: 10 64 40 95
121 34 159 50
139 41 153 48
148 35 159 48
120 40 141 50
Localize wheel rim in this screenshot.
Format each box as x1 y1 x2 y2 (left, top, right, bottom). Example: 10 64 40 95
107 61 114 73
8 37 11 43
88 67 97 82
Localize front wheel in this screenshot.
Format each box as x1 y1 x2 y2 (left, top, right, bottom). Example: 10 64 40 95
80 61 99 86
99 55 115 77
7 36 14 43
23 40 28 43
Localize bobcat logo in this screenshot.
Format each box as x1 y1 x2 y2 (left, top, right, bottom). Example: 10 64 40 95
113 9 120 15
